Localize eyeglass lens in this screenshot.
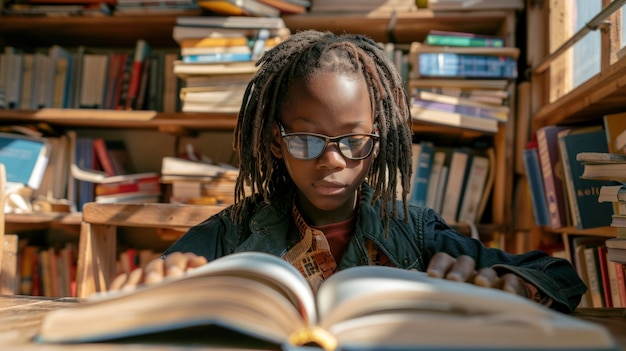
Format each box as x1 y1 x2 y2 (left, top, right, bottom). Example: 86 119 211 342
286 134 375 160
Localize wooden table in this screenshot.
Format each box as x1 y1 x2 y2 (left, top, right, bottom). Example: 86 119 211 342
1 295 625 350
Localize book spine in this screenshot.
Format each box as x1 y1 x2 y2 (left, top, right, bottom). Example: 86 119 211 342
584 245 606 307
522 147 550 226
418 53 517 78
125 39 151 110
412 98 507 121
536 127 567 229
410 141 434 207
181 52 252 63
615 262 626 307
425 34 505 47
440 149 471 223
457 154 490 223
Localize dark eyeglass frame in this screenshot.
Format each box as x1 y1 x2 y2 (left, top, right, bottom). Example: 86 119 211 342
277 121 380 160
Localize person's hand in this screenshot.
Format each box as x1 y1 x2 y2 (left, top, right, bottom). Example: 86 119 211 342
425 252 528 298
109 252 208 292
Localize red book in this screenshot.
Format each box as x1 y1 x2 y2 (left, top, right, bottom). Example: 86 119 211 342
615 262 626 308
125 39 151 110
93 138 116 177
597 246 613 307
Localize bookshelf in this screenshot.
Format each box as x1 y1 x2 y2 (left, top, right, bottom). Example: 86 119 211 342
526 1 622 242
0 9 520 295
524 1 626 308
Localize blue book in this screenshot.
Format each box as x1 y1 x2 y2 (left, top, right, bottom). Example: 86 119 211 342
410 141 434 207
182 52 252 64
522 144 550 226
558 127 613 229
75 137 95 212
0 132 50 189
418 53 517 79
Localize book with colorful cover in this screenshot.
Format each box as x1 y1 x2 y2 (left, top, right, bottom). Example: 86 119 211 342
557 127 613 229
0 132 50 189
535 125 569 229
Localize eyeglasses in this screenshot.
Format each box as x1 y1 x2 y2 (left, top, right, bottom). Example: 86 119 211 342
278 122 379 160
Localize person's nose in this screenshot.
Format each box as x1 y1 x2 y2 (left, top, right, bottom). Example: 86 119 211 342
316 142 346 169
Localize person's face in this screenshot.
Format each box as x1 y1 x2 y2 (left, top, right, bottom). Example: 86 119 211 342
271 72 378 225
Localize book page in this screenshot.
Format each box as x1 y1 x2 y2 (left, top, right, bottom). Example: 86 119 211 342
38 252 318 344
315 266 615 350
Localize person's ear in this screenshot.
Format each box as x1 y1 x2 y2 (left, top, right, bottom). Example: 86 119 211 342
270 122 284 158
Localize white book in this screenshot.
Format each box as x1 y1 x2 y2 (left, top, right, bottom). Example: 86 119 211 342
36 251 618 350
433 165 448 213
440 149 470 223
457 154 490 223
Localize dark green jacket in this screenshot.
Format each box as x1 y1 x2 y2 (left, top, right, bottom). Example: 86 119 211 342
165 183 586 313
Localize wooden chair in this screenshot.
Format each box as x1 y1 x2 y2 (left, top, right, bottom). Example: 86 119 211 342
75 202 225 298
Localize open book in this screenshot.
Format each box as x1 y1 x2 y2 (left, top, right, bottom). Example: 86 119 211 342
36 252 617 350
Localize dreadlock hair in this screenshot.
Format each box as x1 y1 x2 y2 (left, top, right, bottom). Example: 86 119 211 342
232 29 414 227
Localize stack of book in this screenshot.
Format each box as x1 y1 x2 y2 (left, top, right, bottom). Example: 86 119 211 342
160 156 239 205
172 16 290 113
408 30 516 132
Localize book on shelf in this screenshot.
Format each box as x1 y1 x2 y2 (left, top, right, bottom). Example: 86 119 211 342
196 0 281 17
568 236 608 308
176 15 286 29
257 0 307 13
583 241 607 308
181 51 253 64
425 148 448 212
179 84 247 112
603 111 626 154
35 251 617 350
557 127 613 229
409 140 434 207
33 134 71 202
78 53 108 109
409 79 510 106
522 140 551 227
409 42 519 79
410 98 499 133
577 152 626 181
425 30 505 47
427 0 524 10
597 245 620 308
612 261 626 308
412 91 509 122
161 156 239 178
0 132 51 190
606 238 626 264
439 148 471 223
173 60 258 77
535 125 569 229
457 152 491 224
125 39 152 110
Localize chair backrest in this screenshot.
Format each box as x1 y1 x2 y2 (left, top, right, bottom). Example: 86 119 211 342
76 202 225 298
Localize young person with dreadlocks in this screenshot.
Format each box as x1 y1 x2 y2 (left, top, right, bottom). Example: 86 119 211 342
111 30 586 313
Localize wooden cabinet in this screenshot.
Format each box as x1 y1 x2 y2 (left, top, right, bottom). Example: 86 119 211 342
0 9 520 262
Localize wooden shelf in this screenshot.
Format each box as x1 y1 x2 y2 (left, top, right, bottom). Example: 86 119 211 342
0 109 497 138
0 16 179 48
533 56 626 129
544 226 617 238
0 10 514 48
283 10 513 43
